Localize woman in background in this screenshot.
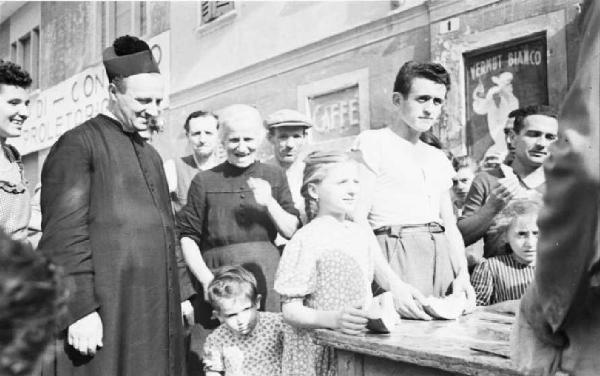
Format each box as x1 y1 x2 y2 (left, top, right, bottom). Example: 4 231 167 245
0 60 31 243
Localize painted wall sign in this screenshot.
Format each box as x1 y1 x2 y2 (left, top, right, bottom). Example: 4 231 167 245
307 85 361 142
463 33 548 162
9 31 170 155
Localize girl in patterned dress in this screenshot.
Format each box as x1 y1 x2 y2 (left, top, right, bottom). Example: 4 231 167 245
203 265 286 376
274 150 430 376
0 61 32 243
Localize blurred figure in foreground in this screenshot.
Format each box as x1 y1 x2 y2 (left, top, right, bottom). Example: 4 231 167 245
511 1 600 375
0 230 63 376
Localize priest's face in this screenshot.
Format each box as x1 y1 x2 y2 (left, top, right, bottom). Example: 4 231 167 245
110 73 164 134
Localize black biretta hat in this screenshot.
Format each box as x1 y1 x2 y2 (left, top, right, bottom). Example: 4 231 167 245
102 36 160 81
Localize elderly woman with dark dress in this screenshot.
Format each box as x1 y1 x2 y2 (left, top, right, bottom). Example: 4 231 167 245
0 60 31 243
177 104 300 322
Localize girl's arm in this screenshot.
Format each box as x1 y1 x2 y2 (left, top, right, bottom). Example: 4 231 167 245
265 199 299 239
281 300 369 335
248 177 299 239
180 236 214 298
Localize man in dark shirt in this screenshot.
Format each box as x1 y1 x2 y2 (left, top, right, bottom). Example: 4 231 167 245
458 105 558 259
40 35 193 376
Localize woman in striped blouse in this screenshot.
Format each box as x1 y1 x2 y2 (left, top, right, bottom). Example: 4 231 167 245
470 199 540 306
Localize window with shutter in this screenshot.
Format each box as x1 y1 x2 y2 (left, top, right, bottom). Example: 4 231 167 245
200 1 235 24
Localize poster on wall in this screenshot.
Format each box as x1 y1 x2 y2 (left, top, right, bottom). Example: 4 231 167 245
463 32 548 162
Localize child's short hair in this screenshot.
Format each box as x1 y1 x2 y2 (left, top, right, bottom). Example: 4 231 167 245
207 265 258 311
498 199 542 237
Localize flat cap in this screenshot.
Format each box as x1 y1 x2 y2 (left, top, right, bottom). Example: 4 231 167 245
265 109 313 129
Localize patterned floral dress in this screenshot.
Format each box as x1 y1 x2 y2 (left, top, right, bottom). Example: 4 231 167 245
203 312 285 376
274 216 377 376
0 144 30 242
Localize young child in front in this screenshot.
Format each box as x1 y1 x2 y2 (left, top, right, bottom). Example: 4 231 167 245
202 265 285 376
274 150 431 376
470 199 540 306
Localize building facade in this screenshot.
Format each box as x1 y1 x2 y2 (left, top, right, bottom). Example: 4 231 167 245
0 0 583 187
0 1 170 187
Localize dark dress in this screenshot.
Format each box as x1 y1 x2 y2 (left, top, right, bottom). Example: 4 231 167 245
176 160 299 316
39 114 194 376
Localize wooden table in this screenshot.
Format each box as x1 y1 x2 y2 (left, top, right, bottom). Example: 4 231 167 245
315 308 524 376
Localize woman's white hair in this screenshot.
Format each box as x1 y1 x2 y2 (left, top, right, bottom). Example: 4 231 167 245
217 104 265 142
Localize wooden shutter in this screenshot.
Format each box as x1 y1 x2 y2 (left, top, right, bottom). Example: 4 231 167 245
200 1 234 24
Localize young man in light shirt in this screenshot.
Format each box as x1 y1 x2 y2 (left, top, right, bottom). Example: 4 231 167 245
352 61 475 319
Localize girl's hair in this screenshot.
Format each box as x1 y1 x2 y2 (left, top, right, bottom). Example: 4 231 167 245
301 150 354 222
207 265 258 312
497 199 542 246
0 60 32 89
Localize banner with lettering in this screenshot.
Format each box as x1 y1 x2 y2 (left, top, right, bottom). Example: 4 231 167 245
463 33 548 162
9 31 170 155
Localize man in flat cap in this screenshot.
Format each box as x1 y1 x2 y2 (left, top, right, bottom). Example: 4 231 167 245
265 109 312 222
39 35 193 376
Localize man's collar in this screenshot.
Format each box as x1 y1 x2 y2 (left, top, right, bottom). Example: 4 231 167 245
500 163 545 189
519 166 545 189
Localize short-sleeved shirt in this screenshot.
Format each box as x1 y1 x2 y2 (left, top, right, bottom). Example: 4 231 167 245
352 128 455 229
470 253 535 306
176 161 299 251
203 312 285 376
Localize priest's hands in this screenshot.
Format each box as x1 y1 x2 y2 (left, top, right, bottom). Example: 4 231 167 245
181 300 194 326
247 178 275 208
391 282 432 320
68 311 103 356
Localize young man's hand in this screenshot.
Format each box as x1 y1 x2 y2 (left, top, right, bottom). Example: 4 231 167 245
391 282 433 320
487 178 521 211
452 273 476 313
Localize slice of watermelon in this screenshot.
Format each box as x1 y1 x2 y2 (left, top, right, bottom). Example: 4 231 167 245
422 292 468 320
366 292 401 333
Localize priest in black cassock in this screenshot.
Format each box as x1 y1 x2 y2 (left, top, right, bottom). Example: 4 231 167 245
39 35 194 376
